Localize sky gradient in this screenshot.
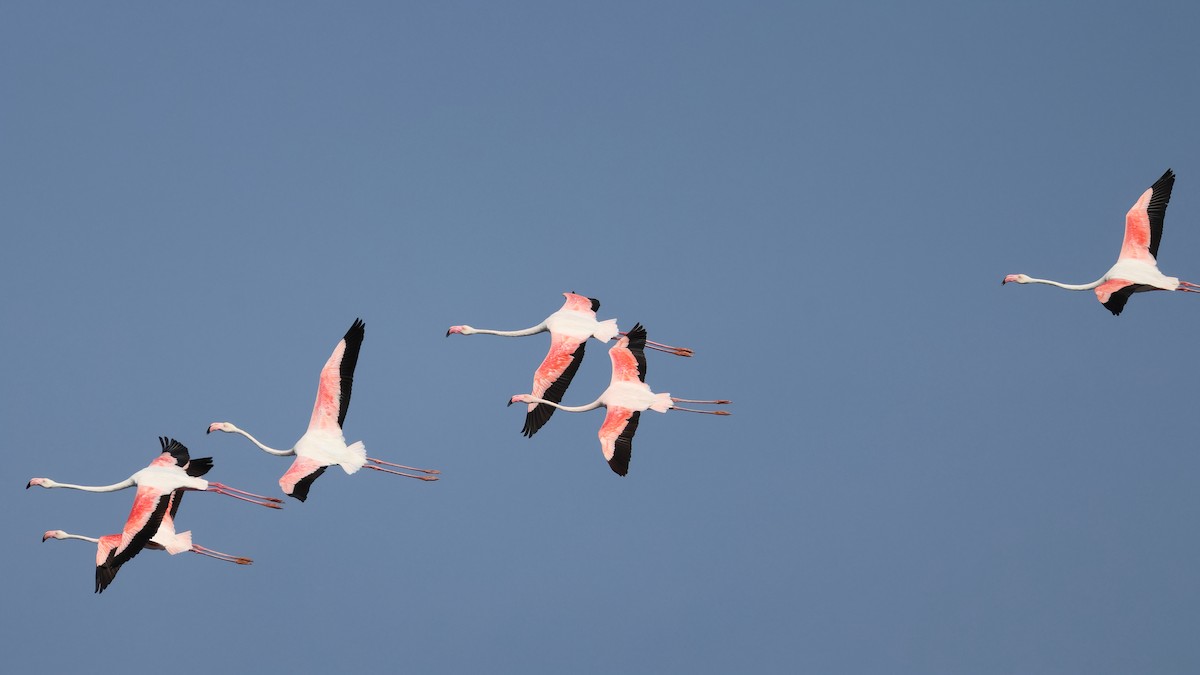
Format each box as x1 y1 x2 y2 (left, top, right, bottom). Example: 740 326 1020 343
5 2 1200 673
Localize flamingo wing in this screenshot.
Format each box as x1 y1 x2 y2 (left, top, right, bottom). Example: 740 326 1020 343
280 455 329 502
522 335 587 437
608 329 645 385
97 486 172 593
599 407 639 476
621 323 649 382
1119 169 1174 262
1097 280 1158 316
309 319 365 433
152 436 191 469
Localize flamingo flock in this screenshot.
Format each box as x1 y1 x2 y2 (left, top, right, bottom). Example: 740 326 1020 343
36 162 1188 595
30 297 728 592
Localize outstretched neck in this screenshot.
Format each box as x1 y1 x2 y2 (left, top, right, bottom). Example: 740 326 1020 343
467 323 547 337
525 396 604 413
1023 276 1104 291
48 478 135 492
60 532 101 544
227 426 294 456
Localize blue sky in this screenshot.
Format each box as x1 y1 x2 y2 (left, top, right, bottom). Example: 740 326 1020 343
4 2 1200 672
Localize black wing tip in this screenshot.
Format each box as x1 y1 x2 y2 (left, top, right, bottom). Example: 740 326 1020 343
522 403 556 437
625 322 647 342
346 318 366 340
588 297 601 313
288 466 327 502
158 437 190 466
186 457 214 478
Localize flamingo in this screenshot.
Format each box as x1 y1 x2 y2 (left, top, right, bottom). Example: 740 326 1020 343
207 318 439 502
508 323 729 476
448 292 693 437
43 485 253 593
26 436 283 509
1002 168 1200 315
43 528 253 593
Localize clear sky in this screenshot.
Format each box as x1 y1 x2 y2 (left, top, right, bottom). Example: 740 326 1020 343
4 2 1200 673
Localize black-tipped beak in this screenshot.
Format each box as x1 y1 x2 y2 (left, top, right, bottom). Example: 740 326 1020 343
41 534 50 542
25 481 32 489
206 427 212 434
506 399 514 407
445 330 451 337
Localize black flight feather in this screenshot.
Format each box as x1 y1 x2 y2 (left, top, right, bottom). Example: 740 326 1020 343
337 319 365 429
522 340 587 438
289 466 327 502
608 410 640 477
159 437 190 467
1146 168 1175 260
624 322 649 382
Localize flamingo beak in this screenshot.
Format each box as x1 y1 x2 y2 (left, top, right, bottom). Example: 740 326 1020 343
506 399 514 407
41 533 51 542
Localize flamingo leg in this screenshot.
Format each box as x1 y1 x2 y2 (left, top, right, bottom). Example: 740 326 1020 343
191 545 253 565
669 407 731 415
208 486 284 509
209 482 284 503
365 464 439 481
367 457 441 475
1178 281 1200 288
1176 287 1200 294
671 398 731 404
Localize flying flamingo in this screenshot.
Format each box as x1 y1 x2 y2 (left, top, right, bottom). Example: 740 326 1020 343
43 486 253 593
207 318 439 502
43 528 253 593
26 436 283 509
448 292 693 437
1002 168 1200 315
508 323 729 476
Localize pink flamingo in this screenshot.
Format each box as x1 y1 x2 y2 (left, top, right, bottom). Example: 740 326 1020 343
26 437 283 509
1002 169 1200 315
508 323 729 476
43 487 252 593
448 292 693 437
207 319 439 502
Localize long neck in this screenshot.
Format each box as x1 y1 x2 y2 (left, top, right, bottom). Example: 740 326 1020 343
229 426 294 456
525 395 604 413
48 478 135 492
1025 277 1104 291
468 323 546 337
59 532 101 544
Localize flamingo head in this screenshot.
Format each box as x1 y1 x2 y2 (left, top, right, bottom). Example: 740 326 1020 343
1002 274 1030 285
26 477 54 489
446 325 472 336
42 530 67 542
207 422 235 434
508 394 534 407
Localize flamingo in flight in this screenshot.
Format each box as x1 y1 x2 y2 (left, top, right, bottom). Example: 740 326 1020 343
1002 168 1200 315
26 436 283 508
448 292 693 437
43 527 252 594
29 437 271 592
207 318 439 502
508 323 729 476
43 483 253 593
